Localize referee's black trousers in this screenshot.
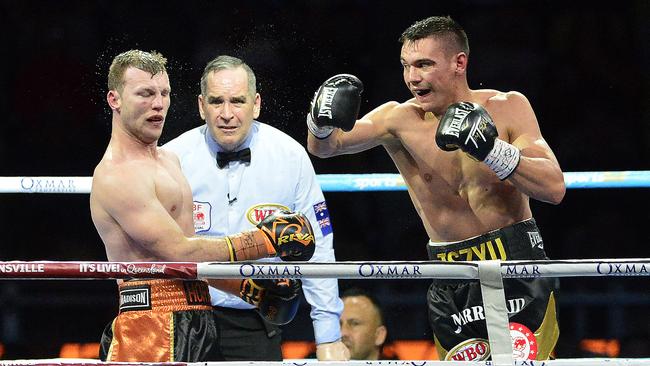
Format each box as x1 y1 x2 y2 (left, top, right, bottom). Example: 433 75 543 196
212 306 283 361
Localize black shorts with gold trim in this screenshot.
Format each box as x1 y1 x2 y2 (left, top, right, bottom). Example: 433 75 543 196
426 218 559 361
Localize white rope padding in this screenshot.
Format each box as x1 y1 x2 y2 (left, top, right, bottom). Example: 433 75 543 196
1 259 648 280
2 358 650 365
2 170 650 194
478 261 512 366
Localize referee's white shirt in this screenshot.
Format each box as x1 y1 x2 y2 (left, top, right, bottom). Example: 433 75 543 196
164 122 343 344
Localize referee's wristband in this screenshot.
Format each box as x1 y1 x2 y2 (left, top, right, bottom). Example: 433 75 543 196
483 138 521 180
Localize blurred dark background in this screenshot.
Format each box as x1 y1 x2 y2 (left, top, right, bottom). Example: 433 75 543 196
1 0 649 360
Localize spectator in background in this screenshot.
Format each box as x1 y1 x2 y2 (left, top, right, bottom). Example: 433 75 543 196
340 287 389 360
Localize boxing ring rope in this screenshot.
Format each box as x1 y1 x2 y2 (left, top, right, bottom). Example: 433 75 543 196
2 260 650 366
2 170 650 193
1 259 649 280
2 259 649 366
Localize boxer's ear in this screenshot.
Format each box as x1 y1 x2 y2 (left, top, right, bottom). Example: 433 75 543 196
454 52 468 75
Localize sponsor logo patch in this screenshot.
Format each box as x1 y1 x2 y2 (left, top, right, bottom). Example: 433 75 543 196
20 177 78 193
313 200 333 236
450 297 526 329
183 281 211 305
119 286 151 312
528 231 543 249
510 322 538 360
193 201 212 233
434 237 507 262
445 338 490 361
246 203 290 225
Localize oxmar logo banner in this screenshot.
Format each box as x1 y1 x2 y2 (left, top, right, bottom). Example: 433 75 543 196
358 263 422 278
20 177 78 193
596 262 649 275
503 260 650 278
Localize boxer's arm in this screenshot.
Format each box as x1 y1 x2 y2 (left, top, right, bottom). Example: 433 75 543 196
93 166 266 262
498 92 565 204
307 101 397 158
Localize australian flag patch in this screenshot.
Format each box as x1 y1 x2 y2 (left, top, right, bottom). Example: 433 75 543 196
313 200 333 236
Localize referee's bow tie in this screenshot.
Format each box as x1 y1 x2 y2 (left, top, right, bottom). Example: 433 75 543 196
217 148 251 168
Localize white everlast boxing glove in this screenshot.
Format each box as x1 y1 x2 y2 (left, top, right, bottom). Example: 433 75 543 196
435 101 521 180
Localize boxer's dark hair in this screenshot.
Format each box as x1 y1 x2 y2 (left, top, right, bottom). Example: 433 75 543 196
399 16 469 56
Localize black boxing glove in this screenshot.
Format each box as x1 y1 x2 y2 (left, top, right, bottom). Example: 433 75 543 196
307 74 364 138
257 210 316 261
436 102 497 159
435 102 520 180
239 278 302 325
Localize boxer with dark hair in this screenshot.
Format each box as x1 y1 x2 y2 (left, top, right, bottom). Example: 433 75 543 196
307 16 564 361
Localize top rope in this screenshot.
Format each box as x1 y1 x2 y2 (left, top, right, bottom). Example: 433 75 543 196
2 171 650 193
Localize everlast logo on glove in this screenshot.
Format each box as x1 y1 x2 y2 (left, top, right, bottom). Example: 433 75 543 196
308 74 364 133
437 101 521 180
436 102 498 159
317 87 337 119
446 103 472 139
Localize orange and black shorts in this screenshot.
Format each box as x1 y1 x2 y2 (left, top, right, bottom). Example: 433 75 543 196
100 279 223 362
426 218 560 361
